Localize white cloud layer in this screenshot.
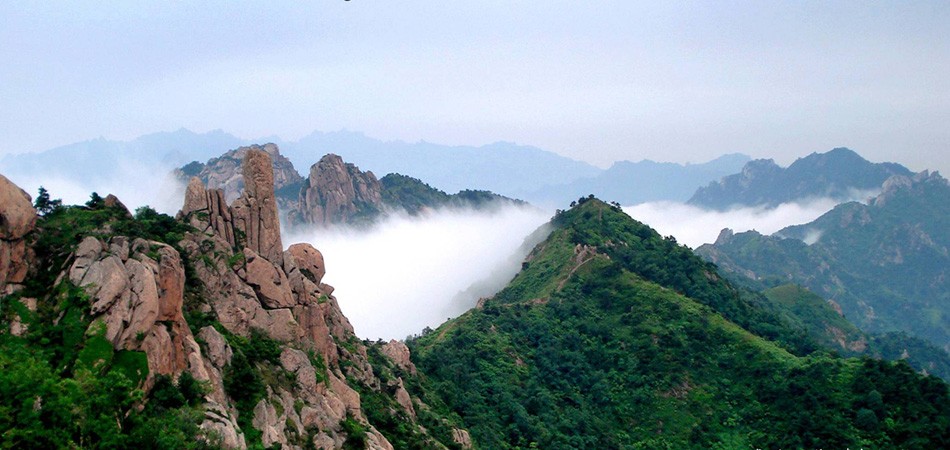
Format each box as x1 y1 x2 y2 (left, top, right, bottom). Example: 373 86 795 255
285 206 552 340
3 158 186 215
622 198 859 249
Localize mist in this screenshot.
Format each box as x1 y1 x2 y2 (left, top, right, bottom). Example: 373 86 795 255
285 206 551 341
623 197 862 249
1 158 186 215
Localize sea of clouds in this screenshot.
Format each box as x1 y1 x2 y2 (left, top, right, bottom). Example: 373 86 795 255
285 206 552 340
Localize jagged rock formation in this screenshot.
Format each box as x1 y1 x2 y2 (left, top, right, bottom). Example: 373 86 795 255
688 147 912 210
0 174 36 295
173 149 456 448
291 154 384 227
0 149 461 448
67 236 199 381
176 143 305 209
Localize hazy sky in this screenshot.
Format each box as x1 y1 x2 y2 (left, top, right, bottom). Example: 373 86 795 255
2 1 948 172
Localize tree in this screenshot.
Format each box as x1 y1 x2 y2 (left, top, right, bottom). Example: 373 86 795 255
34 186 62 216
86 192 105 209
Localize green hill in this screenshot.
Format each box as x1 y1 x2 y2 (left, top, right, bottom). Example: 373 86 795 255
409 198 950 449
697 171 950 352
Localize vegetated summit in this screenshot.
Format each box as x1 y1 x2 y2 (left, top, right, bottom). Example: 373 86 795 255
408 196 949 449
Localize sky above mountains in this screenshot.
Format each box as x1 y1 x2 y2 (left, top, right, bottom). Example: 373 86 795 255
1 1 948 173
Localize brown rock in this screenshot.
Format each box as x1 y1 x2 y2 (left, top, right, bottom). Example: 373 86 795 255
178 177 236 248
452 429 473 449
69 237 201 380
103 194 133 218
0 174 36 292
286 243 326 285
0 174 36 240
293 153 384 226
238 249 294 309
381 340 417 375
198 326 233 369
231 150 284 265
176 143 304 208
202 401 247 449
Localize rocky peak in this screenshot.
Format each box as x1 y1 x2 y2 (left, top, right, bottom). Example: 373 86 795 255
0 174 37 294
176 143 304 208
231 149 284 265
873 170 948 208
292 153 384 226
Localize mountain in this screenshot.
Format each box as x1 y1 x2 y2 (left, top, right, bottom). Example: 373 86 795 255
696 171 950 352
408 198 950 449
0 153 468 449
178 145 529 228
0 128 248 182
176 143 305 210
758 284 950 379
380 174 528 214
522 153 750 207
280 130 601 198
688 148 913 210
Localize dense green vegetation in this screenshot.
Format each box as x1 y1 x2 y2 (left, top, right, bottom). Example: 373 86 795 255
347 341 467 449
410 198 950 449
380 173 526 214
0 190 213 448
697 172 950 351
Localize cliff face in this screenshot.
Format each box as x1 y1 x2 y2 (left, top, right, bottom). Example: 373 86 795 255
171 149 444 448
0 174 36 295
1 150 461 449
177 143 305 210
291 154 384 227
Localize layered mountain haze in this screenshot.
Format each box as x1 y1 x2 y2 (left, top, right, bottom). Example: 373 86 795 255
524 153 750 208
689 148 911 210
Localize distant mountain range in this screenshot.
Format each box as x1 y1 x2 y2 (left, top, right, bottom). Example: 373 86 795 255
696 170 950 353
1 128 756 209
689 148 912 210
518 153 750 207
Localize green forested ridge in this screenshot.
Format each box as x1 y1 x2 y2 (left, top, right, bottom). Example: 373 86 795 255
0 193 214 448
696 171 950 353
380 173 527 215
409 198 950 449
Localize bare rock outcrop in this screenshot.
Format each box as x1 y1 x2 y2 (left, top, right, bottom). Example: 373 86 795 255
176 143 304 209
381 340 417 375
292 154 384 226
67 235 201 382
232 149 284 265
170 148 462 448
178 177 236 248
0 174 36 294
